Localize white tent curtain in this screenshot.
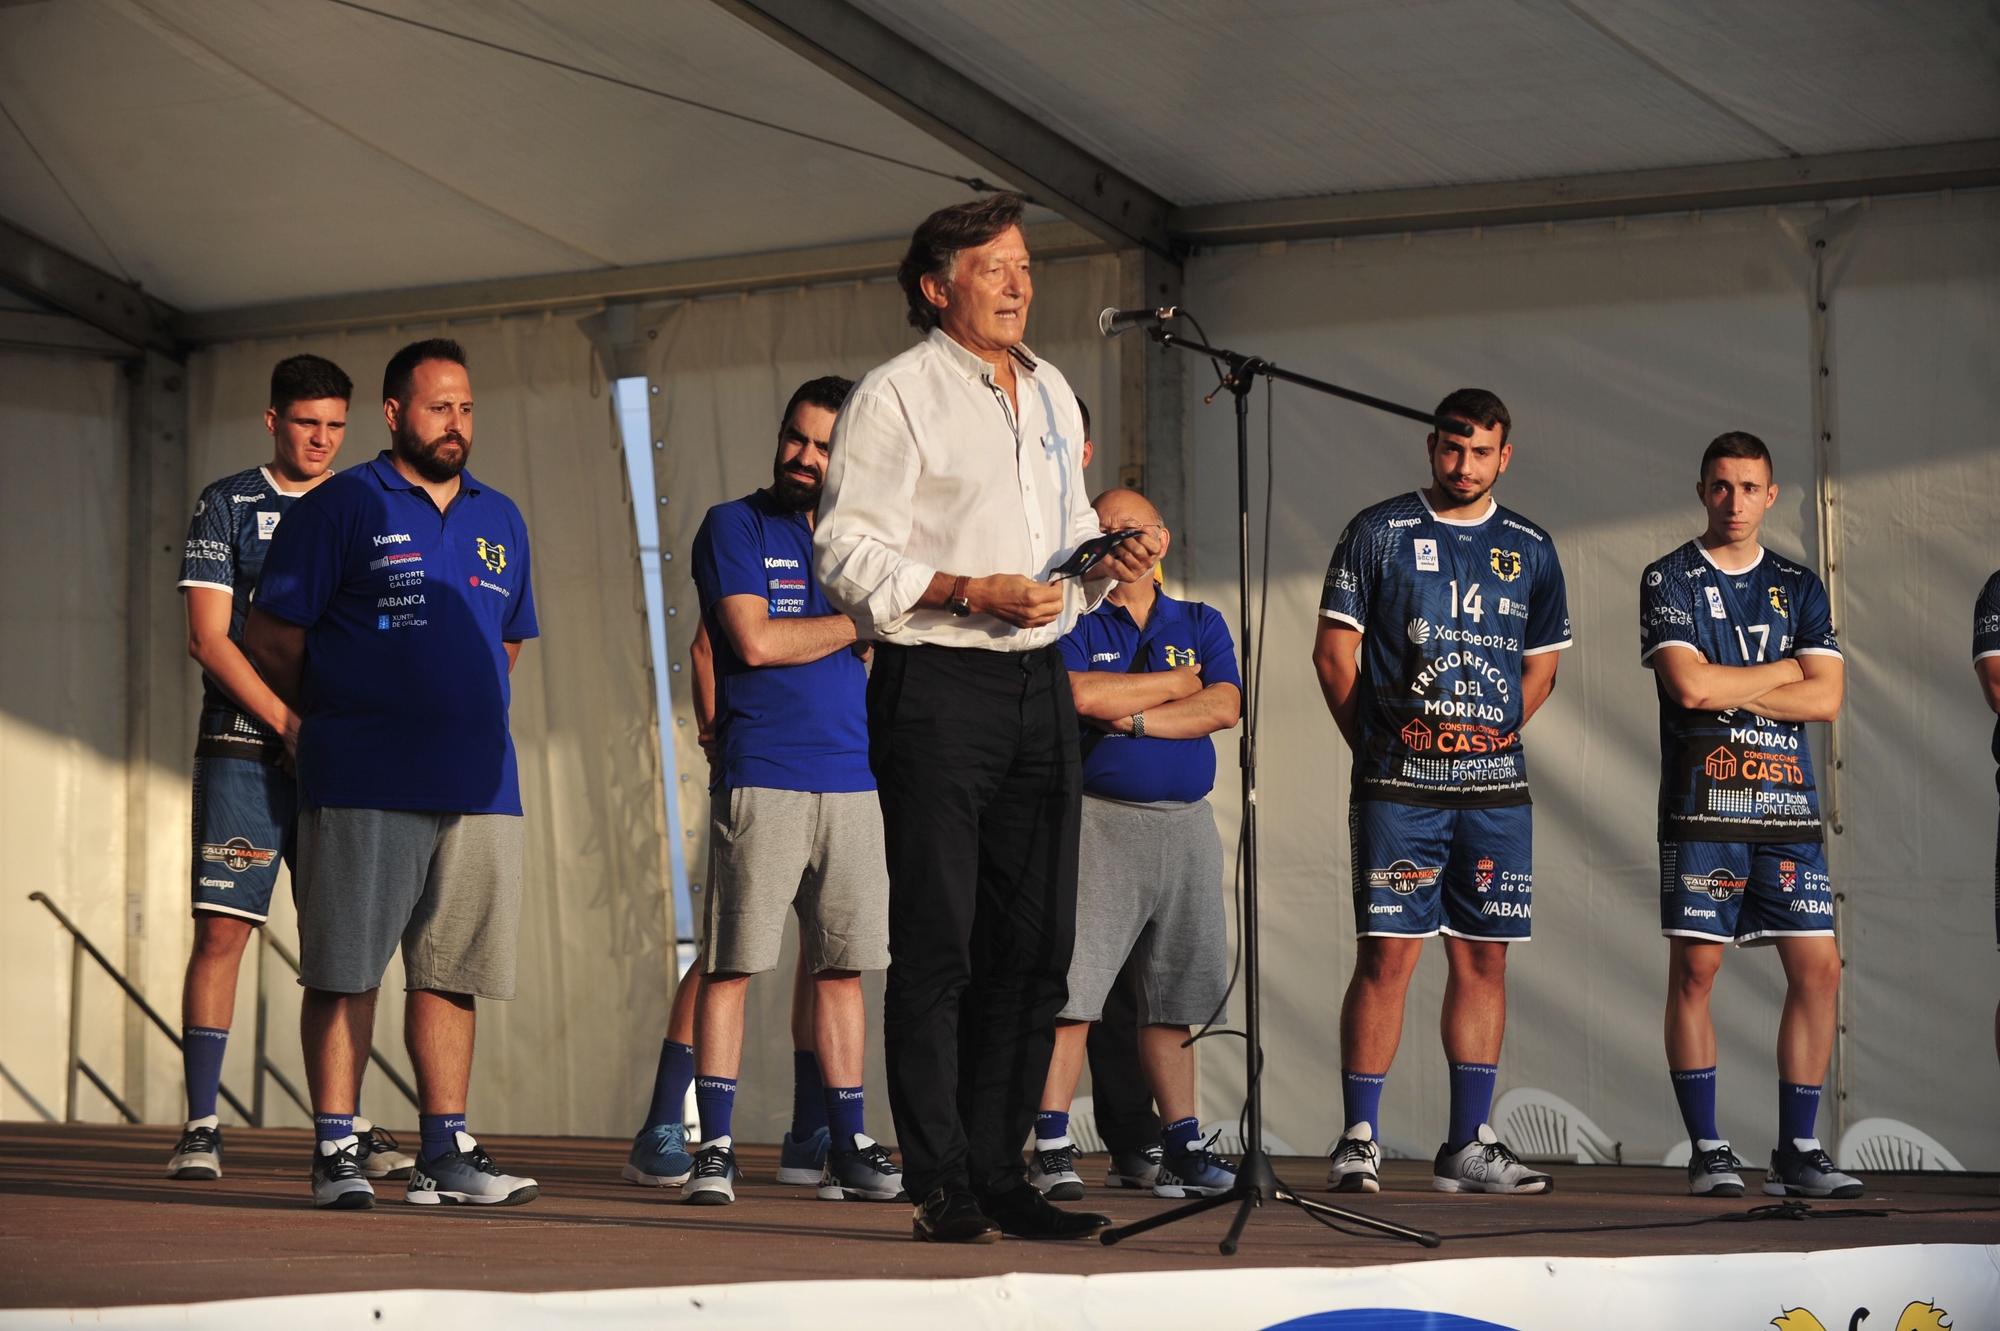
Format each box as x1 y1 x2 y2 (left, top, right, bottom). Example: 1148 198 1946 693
1176 189 1999 1167
640 253 1125 1144
0 349 134 1123
118 311 670 1137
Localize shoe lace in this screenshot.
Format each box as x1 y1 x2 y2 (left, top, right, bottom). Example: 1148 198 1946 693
1332 1135 1376 1165
1140 1143 1163 1164
1035 1144 1076 1176
1696 1143 1745 1173
1797 1145 1840 1174
363 1125 401 1156
320 1145 366 1181
177 1126 219 1153
1480 1138 1526 1170
463 1142 506 1177
692 1146 734 1179
854 1141 899 1174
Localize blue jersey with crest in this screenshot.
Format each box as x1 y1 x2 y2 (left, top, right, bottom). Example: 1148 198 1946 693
1319 492 1572 808
178 465 303 760
1639 541 1840 843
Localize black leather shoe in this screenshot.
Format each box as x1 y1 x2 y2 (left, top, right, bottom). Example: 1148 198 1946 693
981 1185 1111 1240
912 1186 1002 1244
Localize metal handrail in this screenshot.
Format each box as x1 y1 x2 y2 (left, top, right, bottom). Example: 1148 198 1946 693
259 933 420 1113
29 891 253 1124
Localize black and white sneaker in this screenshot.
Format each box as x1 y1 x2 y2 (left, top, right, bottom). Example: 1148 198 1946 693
353 1118 415 1180
1432 1124 1553 1194
406 1131 539 1206
1327 1121 1382 1194
311 1136 375 1210
1763 1138 1862 1199
167 1116 222 1180
682 1140 738 1206
817 1133 906 1201
1026 1139 1084 1201
1686 1139 1746 1197
1105 1143 1162 1190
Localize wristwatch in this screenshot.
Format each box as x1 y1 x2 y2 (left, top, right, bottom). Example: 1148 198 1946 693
948 575 972 618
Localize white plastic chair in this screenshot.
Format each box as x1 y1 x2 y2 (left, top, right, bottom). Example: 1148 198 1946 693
1491 1087 1621 1164
1837 1117 1964 1172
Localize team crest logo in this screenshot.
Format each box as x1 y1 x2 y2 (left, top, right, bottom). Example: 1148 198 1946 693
1779 859 1797 892
1768 585 1789 618
200 838 278 873
1400 718 1434 751
1474 858 1495 893
475 537 507 574
1488 548 1523 582
1704 746 1738 781
1162 645 1198 668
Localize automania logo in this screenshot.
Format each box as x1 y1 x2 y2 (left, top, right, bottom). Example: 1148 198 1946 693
200 838 277 873
1682 869 1748 902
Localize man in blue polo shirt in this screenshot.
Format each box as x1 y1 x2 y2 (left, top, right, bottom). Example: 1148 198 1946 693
678 375 901 1207
1027 487 1243 1200
246 338 539 1211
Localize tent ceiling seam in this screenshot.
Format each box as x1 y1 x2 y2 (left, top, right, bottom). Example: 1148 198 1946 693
1556 0 1798 158
116 0 617 269
0 91 136 284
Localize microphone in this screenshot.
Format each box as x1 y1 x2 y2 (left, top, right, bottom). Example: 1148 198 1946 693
1097 305 1179 338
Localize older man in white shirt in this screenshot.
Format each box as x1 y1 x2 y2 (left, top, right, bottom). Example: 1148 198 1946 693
815 193 1159 1244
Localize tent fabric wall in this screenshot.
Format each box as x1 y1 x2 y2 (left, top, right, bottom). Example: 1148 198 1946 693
92 311 674 1138
1176 191 1998 1167
0 350 136 1123
640 254 1124 1145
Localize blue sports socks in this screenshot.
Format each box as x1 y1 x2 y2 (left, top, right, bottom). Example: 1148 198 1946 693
826 1085 865 1145
1163 1115 1202 1154
695 1076 737 1143
1779 1080 1822 1143
181 1026 228 1122
1446 1062 1498 1148
419 1113 466 1161
1341 1069 1386 1137
643 1039 695 1133
1035 1108 1071 1145
790 1050 827 1139
314 1112 355 1146
1670 1066 1721 1142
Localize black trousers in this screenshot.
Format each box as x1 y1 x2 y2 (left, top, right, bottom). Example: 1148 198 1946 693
870 642 1080 1200
1087 955 1161 1153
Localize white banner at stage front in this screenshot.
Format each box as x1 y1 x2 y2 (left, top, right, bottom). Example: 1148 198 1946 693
7 1244 1996 1331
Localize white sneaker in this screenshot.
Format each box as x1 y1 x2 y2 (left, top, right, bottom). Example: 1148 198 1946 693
1026 1138 1084 1201
1686 1139 1746 1197
1105 1143 1162 1190
682 1139 738 1205
1326 1121 1381 1194
352 1117 416 1180
168 1115 222 1180
1763 1138 1862 1199
310 1135 375 1210
1432 1123 1552 1194
405 1131 539 1206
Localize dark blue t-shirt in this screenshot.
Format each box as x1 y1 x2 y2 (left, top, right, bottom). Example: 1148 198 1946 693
1974 570 2000 778
178 465 306 762
255 452 538 815
691 490 871 794
1058 591 1241 804
1319 491 1572 807
1639 541 1839 843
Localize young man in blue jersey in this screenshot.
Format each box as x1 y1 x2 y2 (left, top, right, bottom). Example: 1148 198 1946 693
677 376 902 1207
168 355 412 1183
1972 576 2000 1071
1313 388 1571 1195
1026 487 1241 1201
1641 432 1857 1199
247 339 540 1210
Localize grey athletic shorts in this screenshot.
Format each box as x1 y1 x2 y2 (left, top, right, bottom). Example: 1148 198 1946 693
294 806 524 999
1062 794 1228 1026
704 786 890 975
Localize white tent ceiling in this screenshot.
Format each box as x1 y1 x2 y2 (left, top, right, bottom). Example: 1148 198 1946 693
1 0 1995 329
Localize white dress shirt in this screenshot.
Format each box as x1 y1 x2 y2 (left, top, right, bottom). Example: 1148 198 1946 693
814 328 1107 650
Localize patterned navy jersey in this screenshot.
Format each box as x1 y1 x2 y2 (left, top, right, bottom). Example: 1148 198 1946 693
1977 570 2000 773
1319 491 1572 807
178 465 304 757
1639 541 1840 843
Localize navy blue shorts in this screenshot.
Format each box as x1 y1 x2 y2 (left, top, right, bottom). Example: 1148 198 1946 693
190 756 296 923
1350 801 1533 941
1659 840 1834 945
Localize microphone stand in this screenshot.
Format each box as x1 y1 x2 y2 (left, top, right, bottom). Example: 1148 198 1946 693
1099 327 1442 1255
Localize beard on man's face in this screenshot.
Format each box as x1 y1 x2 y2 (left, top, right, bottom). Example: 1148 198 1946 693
396 421 470 483
771 459 821 512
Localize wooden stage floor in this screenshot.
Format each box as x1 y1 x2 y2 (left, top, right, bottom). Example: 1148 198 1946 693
2 1123 1995 1310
